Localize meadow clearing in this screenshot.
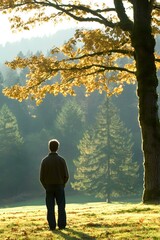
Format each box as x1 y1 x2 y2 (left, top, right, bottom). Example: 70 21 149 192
0 199 160 239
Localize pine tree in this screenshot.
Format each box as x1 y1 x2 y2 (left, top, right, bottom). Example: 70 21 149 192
0 104 23 151
0 104 24 198
72 98 138 201
55 99 86 182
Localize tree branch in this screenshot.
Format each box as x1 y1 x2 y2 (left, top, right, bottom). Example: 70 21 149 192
113 0 133 32
69 50 134 61
153 4 160 10
34 0 116 28
0 0 117 28
49 63 135 75
27 64 135 90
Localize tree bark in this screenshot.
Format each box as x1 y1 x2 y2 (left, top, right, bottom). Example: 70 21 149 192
132 0 160 203
106 98 111 203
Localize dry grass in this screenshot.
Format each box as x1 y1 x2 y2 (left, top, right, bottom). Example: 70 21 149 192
0 202 160 239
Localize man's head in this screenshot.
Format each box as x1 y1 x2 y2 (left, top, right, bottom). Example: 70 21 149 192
48 139 60 152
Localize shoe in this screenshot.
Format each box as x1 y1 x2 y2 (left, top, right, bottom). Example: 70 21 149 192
49 227 56 231
59 227 65 230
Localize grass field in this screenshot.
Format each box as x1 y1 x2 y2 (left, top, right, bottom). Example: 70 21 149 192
0 200 160 239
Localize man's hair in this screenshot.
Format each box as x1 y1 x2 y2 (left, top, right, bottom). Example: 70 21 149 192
48 139 60 152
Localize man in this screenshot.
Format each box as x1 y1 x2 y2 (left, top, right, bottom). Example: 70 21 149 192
40 139 69 230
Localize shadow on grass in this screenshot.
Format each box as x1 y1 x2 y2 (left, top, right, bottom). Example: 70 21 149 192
53 228 96 240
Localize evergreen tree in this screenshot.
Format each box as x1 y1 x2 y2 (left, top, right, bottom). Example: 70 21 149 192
0 104 23 149
0 104 24 198
72 98 138 201
55 98 86 182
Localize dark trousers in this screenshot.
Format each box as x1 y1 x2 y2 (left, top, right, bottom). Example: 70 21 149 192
45 185 66 229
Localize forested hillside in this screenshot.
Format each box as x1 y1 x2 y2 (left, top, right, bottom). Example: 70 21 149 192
0 30 144 203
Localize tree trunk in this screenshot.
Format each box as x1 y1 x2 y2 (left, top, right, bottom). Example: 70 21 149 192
132 0 160 203
106 97 111 203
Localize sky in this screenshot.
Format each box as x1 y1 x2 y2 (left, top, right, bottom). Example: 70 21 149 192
0 13 102 46
0 1 113 46
0 0 159 46
0 14 105 46
0 14 68 46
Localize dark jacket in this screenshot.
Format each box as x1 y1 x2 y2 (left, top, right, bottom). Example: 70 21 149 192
40 152 69 189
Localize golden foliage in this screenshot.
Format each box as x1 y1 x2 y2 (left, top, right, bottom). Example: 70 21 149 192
3 28 136 105
0 1 159 104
